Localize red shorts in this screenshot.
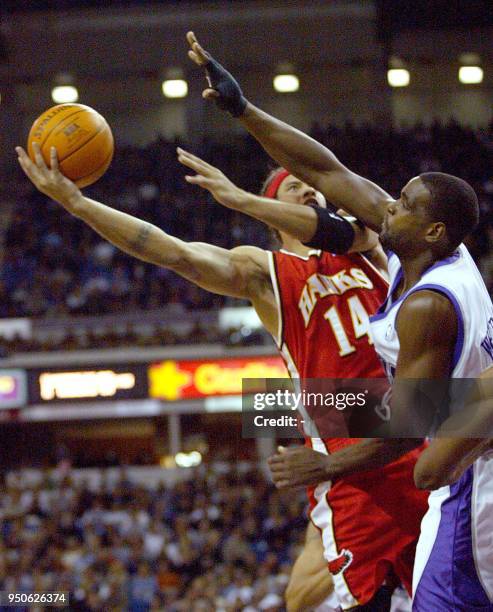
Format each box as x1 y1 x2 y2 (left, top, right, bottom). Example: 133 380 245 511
307 441 428 610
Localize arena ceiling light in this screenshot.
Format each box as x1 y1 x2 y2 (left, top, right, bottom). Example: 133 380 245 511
51 73 78 103
162 78 188 98
387 68 410 88
273 74 299 93
51 85 79 103
458 66 483 84
175 451 202 468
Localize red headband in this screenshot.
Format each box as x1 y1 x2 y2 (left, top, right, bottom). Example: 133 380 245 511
263 169 290 200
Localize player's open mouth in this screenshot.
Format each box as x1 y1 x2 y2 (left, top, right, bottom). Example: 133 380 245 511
304 198 319 207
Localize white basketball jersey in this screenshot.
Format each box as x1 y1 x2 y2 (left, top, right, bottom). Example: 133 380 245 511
370 244 493 380
369 244 493 610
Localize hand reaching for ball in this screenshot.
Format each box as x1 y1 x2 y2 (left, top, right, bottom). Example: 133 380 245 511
177 147 248 211
16 143 83 213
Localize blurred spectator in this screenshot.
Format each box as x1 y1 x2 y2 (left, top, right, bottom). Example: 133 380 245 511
0 463 306 611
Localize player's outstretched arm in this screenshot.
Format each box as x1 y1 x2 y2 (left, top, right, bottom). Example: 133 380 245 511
268 439 421 488
16 144 273 307
186 31 393 232
177 147 379 254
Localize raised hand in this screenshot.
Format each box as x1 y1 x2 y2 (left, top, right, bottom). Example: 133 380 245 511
186 31 247 117
186 32 212 70
177 147 247 210
16 142 82 212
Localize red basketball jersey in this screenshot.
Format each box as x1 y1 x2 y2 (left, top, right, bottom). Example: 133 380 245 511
269 248 428 606
271 248 388 448
271 248 387 379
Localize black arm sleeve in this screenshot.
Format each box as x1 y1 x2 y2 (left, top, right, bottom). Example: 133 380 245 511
303 205 356 254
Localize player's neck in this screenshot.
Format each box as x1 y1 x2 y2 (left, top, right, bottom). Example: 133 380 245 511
280 236 313 257
399 251 439 294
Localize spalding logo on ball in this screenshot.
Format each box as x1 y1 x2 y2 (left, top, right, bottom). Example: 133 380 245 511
28 103 114 188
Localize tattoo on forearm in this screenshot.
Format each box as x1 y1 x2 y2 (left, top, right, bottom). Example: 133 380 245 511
130 223 152 254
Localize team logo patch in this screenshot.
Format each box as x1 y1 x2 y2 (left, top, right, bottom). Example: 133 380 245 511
328 549 353 575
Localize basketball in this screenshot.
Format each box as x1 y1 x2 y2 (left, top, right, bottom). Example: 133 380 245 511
27 103 114 188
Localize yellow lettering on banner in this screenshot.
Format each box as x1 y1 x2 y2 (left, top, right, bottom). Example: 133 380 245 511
195 364 223 395
195 363 288 395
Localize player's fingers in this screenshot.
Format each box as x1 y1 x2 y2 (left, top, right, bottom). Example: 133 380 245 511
284 447 302 456
186 32 209 64
15 147 40 180
271 470 288 483
177 148 218 174
50 146 60 172
203 89 220 101
191 41 210 65
32 142 48 171
186 31 196 46
176 146 208 166
268 461 289 473
184 174 203 183
177 150 202 169
188 50 202 66
15 146 30 164
269 470 285 483
184 174 214 188
276 472 303 488
17 158 43 187
178 153 213 177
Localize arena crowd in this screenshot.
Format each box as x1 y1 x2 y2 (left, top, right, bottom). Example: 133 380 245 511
0 463 304 611
3 119 493 325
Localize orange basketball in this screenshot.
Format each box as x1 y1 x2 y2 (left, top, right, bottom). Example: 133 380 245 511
27 103 114 188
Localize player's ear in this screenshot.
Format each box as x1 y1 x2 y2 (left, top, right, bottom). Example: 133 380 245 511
425 221 446 244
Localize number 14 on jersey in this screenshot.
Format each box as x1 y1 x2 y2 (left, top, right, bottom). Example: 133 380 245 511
324 295 373 356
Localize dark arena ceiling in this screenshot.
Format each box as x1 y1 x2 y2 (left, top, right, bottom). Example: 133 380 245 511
2 0 492 33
